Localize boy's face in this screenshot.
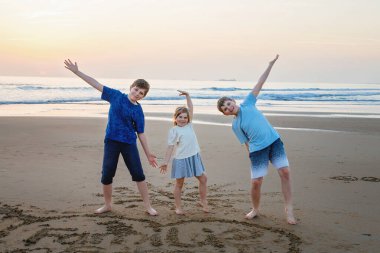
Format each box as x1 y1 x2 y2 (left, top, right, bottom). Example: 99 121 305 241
220 99 239 116
129 86 147 102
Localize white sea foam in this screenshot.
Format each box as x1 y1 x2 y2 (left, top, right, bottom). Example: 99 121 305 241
1 76 380 117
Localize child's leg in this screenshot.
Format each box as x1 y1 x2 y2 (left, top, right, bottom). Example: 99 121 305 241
277 167 296 224
95 184 113 214
120 143 157 216
136 180 158 216
248 146 270 219
270 138 296 224
246 177 263 219
195 174 209 212
174 178 185 215
97 139 120 214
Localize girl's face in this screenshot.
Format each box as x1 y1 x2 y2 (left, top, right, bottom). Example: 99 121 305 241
175 112 189 127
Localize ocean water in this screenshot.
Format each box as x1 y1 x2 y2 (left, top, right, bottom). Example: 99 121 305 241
1 75 380 116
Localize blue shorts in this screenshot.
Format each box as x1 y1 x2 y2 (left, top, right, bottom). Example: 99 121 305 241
101 138 145 184
249 138 289 179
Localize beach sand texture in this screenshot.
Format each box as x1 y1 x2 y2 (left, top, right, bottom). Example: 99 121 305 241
0 116 379 252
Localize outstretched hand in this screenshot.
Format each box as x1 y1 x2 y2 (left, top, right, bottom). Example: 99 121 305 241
148 153 158 168
269 54 279 65
159 164 168 174
64 59 79 74
177 90 189 96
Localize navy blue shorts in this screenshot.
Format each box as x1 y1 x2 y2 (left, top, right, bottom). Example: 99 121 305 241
249 138 289 179
101 138 145 184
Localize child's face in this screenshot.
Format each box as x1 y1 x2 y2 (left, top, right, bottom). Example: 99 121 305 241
129 86 147 102
220 100 238 116
175 112 189 127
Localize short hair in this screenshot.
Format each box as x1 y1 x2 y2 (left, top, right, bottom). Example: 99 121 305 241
217 96 234 113
130 79 150 96
173 106 190 125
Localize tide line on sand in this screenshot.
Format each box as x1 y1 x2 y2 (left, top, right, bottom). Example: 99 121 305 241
145 116 344 133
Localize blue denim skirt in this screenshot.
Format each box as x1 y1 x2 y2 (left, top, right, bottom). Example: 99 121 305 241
171 153 205 179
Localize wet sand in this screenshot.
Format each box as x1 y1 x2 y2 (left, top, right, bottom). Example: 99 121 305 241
0 115 379 252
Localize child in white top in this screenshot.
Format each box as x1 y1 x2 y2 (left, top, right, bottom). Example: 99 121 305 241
160 90 209 215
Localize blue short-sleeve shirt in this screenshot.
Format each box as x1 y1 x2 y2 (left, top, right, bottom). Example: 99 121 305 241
101 86 144 144
232 92 279 152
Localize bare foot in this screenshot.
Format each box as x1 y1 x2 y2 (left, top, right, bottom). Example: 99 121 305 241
285 207 297 225
146 207 158 216
175 208 185 215
197 201 210 213
245 209 258 219
94 205 112 214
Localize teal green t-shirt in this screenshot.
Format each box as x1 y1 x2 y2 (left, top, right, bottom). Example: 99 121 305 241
232 92 279 152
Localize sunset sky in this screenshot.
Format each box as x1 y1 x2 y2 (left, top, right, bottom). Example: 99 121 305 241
1 0 379 83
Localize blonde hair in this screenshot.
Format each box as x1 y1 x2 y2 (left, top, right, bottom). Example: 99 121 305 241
173 106 190 125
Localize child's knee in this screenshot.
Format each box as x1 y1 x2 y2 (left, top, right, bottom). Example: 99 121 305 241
130 166 146 182
252 178 263 188
175 179 185 188
132 174 146 182
101 174 113 185
198 174 207 184
278 167 290 179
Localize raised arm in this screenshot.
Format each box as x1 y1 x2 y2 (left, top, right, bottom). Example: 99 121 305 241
252 54 279 97
64 59 104 92
178 90 193 120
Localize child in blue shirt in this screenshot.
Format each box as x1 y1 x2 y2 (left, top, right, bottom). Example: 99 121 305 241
64 59 158 216
217 55 296 224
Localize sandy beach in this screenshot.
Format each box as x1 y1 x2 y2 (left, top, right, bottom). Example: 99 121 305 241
0 113 379 252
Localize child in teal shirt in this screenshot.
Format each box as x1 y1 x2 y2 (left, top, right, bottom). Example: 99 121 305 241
217 55 296 224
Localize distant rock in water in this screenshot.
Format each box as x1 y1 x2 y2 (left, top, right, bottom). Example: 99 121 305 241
217 78 237 81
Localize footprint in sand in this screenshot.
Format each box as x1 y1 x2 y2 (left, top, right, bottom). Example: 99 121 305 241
0 203 301 253
330 176 380 183
330 176 358 182
360 176 380 182
0 183 302 253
